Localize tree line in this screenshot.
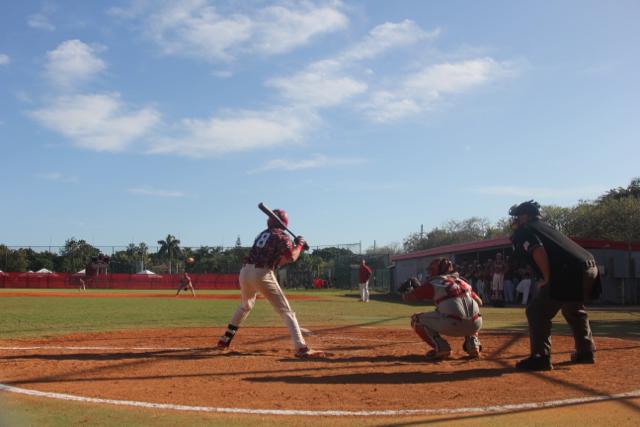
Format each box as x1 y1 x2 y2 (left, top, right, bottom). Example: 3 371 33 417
402 178 640 253
0 234 370 277
2 179 637 273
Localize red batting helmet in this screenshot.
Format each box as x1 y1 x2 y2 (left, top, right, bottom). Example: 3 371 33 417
428 257 454 276
268 209 289 229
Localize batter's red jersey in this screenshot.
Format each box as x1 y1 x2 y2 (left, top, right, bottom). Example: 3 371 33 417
245 228 295 269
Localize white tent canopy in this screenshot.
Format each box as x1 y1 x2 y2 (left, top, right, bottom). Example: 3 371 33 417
35 268 54 274
137 269 162 277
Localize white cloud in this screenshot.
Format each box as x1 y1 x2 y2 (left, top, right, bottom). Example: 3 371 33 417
29 93 161 152
211 69 233 78
28 4 56 31
470 185 608 199
127 187 187 198
149 108 316 157
252 2 348 55
267 20 438 111
248 153 366 173
362 90 421 122
0 54 10 65
362 57 517 122
45 40 106 88
267 61 367 108
144 0 253 62
406 57 514 95
36 172 77 183
125 0 347 62
341 20 439 62
107 0 150 19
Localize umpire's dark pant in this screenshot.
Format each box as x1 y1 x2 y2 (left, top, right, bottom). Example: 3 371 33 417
526 266 598 357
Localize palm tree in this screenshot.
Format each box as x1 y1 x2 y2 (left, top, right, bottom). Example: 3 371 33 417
157 234 181 274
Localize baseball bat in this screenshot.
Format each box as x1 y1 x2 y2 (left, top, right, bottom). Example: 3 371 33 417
258 202 309 250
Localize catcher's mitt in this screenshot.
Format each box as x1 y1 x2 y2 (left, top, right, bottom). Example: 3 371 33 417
398 277 421 294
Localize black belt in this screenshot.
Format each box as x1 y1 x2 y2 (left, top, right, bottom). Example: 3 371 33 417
245 263 271 269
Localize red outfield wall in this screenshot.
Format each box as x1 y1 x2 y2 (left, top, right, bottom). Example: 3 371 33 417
0 272 239 290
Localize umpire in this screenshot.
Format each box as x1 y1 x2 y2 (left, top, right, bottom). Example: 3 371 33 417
509 200 601 371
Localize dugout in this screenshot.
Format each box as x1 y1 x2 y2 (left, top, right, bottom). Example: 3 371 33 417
390 237 640 305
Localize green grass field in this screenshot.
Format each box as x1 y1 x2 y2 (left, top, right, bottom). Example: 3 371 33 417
1 288 638 426
1 288 638 339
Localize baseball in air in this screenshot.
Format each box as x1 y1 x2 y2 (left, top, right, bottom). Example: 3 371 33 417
186 257 195 264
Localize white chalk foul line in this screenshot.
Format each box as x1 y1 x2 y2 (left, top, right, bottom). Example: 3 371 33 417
0 382 638 417
2 344 639 416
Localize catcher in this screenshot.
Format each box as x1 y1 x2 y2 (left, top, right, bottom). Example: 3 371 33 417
176 272 196 297
399 257 483 360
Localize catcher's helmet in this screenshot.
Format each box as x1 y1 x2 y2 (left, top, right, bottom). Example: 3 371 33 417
428 257 454 276
268 209 289 229
509 200 541 218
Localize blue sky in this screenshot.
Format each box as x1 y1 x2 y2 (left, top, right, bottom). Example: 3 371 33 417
1 0 638 251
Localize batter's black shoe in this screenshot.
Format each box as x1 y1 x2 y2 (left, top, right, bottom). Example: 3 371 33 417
570 351 595 364
515 354 552 371
216 337 231 350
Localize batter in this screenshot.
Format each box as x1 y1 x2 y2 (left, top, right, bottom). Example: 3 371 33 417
216 208 326 359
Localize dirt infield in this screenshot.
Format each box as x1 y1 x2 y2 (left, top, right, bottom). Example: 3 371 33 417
1 327 639 417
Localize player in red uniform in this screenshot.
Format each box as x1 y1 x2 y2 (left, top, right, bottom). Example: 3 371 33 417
358 259 373 302
216 208 326 359
401 258 483 360
176 272 195 297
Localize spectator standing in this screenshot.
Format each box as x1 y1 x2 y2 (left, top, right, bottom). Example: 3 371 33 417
491 253 506 305
516 271 533 305
476 265 488 302
503 272 516 304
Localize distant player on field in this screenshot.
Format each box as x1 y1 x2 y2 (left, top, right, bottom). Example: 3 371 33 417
176 272 196 297
358 259 373 302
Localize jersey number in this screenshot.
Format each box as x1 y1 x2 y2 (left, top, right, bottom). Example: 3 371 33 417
255 231 271 248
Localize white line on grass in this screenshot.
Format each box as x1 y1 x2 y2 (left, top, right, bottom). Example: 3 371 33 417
0 383 638 417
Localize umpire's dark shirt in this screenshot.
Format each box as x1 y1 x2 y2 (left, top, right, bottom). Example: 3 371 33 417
511 220 595 301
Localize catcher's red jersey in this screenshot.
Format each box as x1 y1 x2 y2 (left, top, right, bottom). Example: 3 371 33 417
412 274 480 319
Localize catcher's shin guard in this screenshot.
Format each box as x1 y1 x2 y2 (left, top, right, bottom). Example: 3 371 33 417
463 335 482 357
411 314 450 352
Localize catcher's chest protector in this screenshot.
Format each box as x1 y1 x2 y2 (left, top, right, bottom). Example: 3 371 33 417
433 276 472 304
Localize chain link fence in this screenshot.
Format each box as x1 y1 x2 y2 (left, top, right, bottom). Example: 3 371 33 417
0 242 398 292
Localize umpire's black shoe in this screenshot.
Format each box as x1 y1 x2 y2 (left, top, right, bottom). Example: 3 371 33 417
570 351 595 364
515 354 553 371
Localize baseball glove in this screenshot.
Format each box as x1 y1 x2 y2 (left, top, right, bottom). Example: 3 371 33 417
398 277 421 294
